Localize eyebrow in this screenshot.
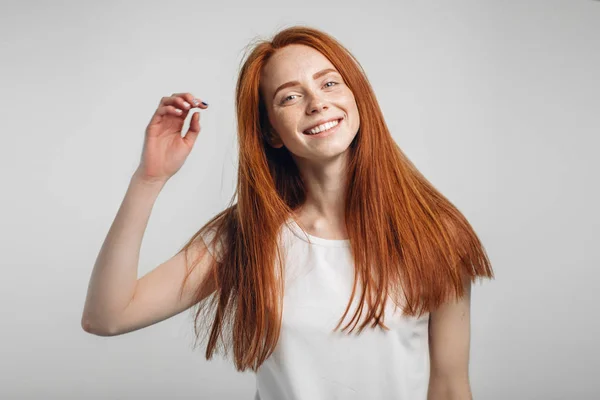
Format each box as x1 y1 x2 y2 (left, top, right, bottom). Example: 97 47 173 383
272 68 339 101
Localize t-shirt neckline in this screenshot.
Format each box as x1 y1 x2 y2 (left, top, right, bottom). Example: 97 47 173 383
285 218 351 247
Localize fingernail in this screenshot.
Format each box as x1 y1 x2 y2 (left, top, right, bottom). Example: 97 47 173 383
202 101 208 106
192 98 199 105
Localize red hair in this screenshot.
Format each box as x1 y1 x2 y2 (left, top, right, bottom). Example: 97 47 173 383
178 25 494 372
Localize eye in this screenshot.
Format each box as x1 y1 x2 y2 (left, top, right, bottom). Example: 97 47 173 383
324 81 338 88
281 94 298 104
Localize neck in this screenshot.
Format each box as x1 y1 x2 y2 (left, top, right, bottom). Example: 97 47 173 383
292 152 349 234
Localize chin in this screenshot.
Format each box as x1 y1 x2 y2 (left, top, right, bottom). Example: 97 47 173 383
309 139 355 161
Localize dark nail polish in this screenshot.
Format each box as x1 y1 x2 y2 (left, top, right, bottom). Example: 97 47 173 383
202 101 208 106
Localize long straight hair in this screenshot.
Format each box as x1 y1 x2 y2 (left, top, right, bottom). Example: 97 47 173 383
178 25 494 372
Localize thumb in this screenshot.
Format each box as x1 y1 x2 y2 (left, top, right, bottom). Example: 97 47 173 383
183 111 201 147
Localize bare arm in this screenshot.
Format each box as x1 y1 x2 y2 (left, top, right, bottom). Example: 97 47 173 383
82 92 212 336
81 169 217 336
427 274 473 400
80 170 161 334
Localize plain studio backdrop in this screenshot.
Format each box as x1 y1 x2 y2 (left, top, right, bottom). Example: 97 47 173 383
1 0 598 399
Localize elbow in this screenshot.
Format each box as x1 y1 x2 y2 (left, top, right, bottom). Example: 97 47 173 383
81 314 118 337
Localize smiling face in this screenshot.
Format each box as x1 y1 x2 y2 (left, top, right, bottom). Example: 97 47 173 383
260 44 360 163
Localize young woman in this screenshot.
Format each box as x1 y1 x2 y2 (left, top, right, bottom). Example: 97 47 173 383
82 26 494 400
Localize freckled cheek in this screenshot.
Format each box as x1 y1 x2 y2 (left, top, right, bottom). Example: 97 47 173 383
333 91 357 114
275 114 301 137
339 98 359 122
343 98 360 130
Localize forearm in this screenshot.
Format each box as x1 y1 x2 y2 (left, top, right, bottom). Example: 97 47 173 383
81 169 166 334
427 374 472 400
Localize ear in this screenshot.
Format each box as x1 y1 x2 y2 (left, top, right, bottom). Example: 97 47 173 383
267 128 284 149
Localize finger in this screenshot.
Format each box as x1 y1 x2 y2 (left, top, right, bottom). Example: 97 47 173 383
188 110 201 134
171 92 209 109
156 105 185 117
183 112 201 146
164 96 193 112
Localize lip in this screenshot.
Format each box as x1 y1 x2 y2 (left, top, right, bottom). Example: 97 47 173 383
302 118 343 138
303 117 343 134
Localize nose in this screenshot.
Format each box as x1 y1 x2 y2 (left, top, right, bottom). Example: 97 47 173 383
306 92 328 114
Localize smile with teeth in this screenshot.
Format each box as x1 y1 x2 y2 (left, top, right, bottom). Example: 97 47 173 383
303 119 341 135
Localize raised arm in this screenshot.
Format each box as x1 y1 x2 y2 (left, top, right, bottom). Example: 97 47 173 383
81 93 212 335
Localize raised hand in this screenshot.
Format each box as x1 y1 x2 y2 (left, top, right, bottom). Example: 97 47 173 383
136 93 208 183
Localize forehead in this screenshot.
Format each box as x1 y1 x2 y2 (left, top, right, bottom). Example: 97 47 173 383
261 44 336 92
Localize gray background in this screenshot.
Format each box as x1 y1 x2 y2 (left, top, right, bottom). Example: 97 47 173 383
1 0 599 399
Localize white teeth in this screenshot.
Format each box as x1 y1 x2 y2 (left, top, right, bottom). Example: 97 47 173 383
305 119 339 135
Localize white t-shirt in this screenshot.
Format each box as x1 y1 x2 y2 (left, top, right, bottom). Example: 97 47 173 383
203 218 430 400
